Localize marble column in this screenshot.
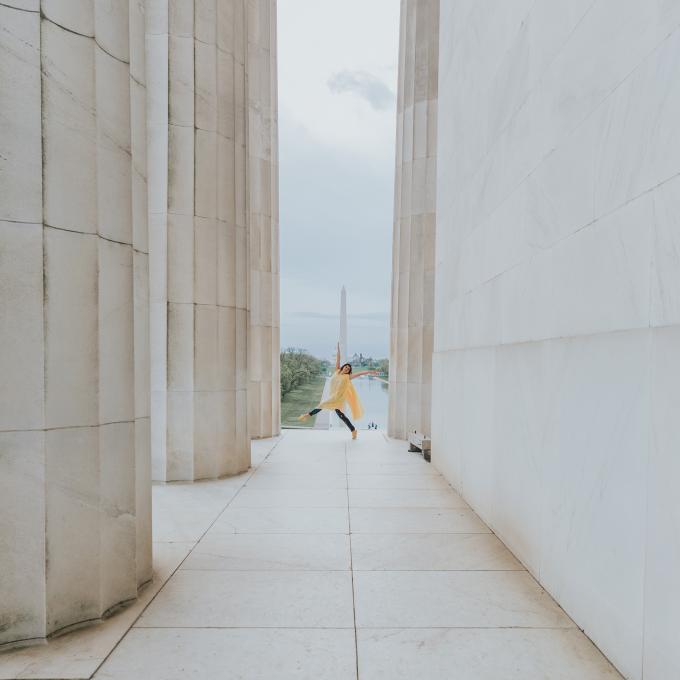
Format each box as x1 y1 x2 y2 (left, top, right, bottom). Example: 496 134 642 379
388 0 439 440
247 0 280 439
0 0 151 648
148 0 251 481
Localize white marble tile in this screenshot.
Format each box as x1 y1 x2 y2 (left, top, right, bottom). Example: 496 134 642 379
643 326 680 680
94 628 356 680
548 195 652 341
354 571 575 629
209 507 349 535
594 28 680 218
489 341 548 574
152 481 240 542
345 450 427 464
136 570 354 628
246 473 348 489
349 489 467 509
268 448 347 461
430 351 464 490
230 488 348 508
539 331 649 678
357 628 622 680
183 533 350 571
455 348 496 518
257 459 348 474
351 534 523 571
651 175 680 327
347 461 439 476
350 508 490 534
348 474 450 490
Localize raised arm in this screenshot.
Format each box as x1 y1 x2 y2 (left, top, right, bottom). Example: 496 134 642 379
349 370 379 380
335 342 341 371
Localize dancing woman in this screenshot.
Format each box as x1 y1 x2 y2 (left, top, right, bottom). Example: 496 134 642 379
299 342 378 439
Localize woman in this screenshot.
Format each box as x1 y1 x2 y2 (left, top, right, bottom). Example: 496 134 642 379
299 343 379 439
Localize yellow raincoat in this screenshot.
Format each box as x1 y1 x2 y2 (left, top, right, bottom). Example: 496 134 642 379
318 370 364 420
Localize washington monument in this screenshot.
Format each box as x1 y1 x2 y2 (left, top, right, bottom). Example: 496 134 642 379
339 286 348 364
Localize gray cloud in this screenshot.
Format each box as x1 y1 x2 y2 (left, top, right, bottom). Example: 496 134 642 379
292 311 389 321
327 70 395 110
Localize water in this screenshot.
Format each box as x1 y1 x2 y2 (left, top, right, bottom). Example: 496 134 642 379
329 376 389 431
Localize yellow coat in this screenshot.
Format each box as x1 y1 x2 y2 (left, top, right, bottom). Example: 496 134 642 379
318 370 364 420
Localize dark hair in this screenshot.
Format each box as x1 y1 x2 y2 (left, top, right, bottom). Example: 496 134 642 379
340 363 352 374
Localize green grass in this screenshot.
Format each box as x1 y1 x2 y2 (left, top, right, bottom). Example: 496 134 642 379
280 373 327 428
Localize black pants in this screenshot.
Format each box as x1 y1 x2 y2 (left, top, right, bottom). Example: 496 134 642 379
308 408 355 432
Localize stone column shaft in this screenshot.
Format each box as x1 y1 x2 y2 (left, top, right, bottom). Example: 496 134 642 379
0 0 151 647
149 0 251 480
247 0 281 439
388 0 439 440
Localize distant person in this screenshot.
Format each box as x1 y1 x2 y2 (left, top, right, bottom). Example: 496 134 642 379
299 342 378 439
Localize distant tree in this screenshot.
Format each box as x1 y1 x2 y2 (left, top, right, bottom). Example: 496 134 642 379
280 348 325 399
377 358 389 376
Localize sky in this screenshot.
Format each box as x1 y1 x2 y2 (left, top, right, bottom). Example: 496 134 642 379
278 0 400 361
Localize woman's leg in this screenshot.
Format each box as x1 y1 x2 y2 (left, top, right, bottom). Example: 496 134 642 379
334 409 355 432
299 407 321 421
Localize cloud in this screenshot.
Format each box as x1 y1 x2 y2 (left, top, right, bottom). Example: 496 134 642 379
292 311 389 321
327 70 395 110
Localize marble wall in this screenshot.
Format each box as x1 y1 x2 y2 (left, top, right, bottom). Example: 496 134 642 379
388 0 439 440
0 0 151 647
248 0 281 440
431 2 680 678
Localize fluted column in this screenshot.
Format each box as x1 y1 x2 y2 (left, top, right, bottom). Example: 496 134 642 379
388 0 439 440
247 0 280 439
0 0 151 647
149 0 251 481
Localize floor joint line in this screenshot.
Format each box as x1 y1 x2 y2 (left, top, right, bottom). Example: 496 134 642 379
345 439 360 680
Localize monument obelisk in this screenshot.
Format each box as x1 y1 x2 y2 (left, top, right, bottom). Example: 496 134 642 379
339 286 348 363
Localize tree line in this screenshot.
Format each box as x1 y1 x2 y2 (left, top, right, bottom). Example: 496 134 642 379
280 348 326 399
280 349 390 400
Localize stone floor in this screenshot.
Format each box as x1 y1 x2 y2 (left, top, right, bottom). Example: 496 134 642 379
0 430 621 679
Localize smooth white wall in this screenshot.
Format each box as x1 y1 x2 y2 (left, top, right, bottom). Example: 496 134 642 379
431 2 680 678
